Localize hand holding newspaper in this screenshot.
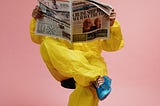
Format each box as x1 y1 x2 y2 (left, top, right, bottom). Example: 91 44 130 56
35 0 113 42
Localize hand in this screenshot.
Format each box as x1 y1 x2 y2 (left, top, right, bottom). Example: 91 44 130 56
94 76 105 88
110 9 116 26
32 5 44 19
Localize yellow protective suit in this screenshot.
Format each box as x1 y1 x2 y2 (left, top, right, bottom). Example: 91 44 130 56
30 18 124 106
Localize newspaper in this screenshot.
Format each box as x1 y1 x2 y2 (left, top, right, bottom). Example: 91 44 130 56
35 0 113 42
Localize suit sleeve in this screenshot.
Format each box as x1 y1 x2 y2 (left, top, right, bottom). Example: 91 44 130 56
30 18 46 44
100 20 124 52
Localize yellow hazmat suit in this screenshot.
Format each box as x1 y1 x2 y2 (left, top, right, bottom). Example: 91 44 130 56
30 18 124 106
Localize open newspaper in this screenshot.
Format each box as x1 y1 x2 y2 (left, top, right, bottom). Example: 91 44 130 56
35 0 113 42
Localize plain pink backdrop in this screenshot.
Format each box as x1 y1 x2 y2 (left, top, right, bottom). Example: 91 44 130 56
0 0 160 106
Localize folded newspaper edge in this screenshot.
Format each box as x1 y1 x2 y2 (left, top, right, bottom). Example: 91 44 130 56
35 0 113 43
86 0 113 15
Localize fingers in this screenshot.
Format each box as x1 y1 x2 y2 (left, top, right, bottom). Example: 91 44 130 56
110 9 116 26
95 76 104 87
32 5 44 19
110 9 116 20
97 78 104 84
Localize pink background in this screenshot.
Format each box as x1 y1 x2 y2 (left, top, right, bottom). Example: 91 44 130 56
0 0 160 106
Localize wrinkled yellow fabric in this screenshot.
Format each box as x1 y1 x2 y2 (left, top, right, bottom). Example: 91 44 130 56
30 18 124 106
68 84 99 106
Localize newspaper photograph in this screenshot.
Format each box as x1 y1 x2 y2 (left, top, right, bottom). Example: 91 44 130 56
35 0 113 42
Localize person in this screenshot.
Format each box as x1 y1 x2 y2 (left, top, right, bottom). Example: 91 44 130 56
30 6 124 106
51 0 58 9
83 18 93 32
93 18 101 29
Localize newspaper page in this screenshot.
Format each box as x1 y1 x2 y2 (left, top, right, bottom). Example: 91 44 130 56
35 0 113 42
35 0 71 41
72 0 112 42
